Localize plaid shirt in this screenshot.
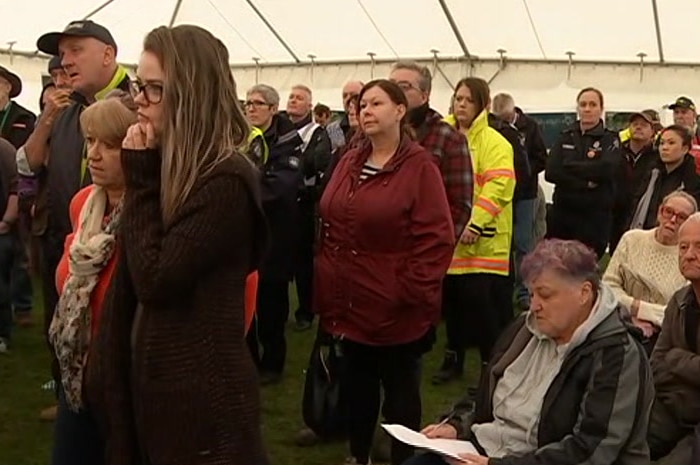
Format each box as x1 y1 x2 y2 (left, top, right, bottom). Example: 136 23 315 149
417 109 473 238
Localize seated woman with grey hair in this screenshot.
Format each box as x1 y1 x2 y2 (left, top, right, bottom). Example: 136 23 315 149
402 239 653 465
604 190 696 347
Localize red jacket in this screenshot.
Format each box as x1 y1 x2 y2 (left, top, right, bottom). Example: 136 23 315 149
314 138 455 346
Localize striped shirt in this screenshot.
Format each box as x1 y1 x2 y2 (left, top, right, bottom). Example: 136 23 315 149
359 162 380 182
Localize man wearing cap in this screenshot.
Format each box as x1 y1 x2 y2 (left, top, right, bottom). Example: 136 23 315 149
610 110 661 252
670 96 700 174
0 66 35 149
0 65 36 330
21 19 130 426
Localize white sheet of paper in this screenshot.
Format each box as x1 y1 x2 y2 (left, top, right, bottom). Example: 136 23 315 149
381 424 478 461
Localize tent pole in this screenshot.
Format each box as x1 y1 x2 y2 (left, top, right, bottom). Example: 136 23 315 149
169 0 184 27
83 0 117 19
437 0 473 67
245 0 300 63
650 0 665 63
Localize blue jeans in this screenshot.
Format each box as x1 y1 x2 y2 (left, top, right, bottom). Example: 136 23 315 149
0 234 14 340
51 387 105 465
11 235 32 313
402 453 449 465
513 199 536 308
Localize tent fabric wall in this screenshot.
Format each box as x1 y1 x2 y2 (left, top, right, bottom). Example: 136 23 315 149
5 52 700 120
1 0 699 65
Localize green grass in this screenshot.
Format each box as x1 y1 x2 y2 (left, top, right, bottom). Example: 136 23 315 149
0 285 477 465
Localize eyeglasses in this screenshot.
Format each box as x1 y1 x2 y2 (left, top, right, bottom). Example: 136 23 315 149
660 205 690 222
244 99 271 109
390 80 420 92
129 80 163 104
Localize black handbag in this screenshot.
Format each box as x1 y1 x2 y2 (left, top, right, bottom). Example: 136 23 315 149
302 330 347 438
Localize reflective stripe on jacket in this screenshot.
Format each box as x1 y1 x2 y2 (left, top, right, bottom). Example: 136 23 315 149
445 111 515 276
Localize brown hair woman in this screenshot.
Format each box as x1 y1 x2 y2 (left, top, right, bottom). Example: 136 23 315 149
86 25 269 465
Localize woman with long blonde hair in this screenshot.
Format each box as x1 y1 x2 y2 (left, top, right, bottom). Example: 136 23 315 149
86 25 269 465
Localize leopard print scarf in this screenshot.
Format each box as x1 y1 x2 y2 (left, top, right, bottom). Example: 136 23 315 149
49 186 122 411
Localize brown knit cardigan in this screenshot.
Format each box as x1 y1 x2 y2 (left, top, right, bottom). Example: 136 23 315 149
85 148 269 465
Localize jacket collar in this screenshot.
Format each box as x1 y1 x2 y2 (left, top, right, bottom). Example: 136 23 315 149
348 136 421 174
70 65 130 106
468 109 489 137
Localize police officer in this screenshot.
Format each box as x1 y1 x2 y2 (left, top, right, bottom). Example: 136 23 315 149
545 87 621 258
243 84 303 385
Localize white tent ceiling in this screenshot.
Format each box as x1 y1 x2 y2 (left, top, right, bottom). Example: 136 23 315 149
1 0 698 65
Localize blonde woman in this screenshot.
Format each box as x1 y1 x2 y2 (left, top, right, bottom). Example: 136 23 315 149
604 191 696 346
49 91 135 465
86 25 269 465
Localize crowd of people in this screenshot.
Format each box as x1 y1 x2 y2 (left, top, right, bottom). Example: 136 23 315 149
1 17 700 465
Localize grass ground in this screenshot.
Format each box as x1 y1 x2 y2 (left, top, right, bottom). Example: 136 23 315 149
0 285 477 465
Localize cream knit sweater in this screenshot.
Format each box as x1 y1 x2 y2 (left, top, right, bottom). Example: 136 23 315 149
603 228 687 326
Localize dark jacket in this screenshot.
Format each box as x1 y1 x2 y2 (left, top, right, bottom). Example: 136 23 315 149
610 142 658 252
489 113 530 202
37 74 131 241
0 138 17 220
414 106 473 238
86 150 269 465
447 301 653 465
651 285 700 427
629 153 700 230
513 108 547 200
260 114 303 281
0 100 35 149
315 138 454 346
546 121 620 212
292 113 332 197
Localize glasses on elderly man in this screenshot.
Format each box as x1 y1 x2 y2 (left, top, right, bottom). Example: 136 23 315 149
660 205 690 222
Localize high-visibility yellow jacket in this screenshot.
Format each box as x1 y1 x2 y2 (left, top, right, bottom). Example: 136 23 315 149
444 111 515 276
244 126 269 167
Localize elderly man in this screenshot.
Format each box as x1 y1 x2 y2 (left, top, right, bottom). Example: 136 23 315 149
284 84 332 331
647 212 700 464
491 93 546 312
403 239 653 465
326 80 363 153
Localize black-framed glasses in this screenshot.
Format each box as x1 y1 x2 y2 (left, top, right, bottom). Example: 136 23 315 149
129 80 163 104
244 99 271 109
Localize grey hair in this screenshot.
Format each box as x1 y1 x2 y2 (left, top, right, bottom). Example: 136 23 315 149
679 211 700 236
247 84 280 107
662 190 698 212
521 239 600 288
492 93 515 117
391 61 432 94
292 84 313 100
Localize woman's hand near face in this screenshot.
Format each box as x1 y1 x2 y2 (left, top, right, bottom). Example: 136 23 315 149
122 123 157 150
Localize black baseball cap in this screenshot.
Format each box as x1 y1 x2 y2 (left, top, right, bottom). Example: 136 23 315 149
37 20 117 56
669 96 696 111
47 55 62 73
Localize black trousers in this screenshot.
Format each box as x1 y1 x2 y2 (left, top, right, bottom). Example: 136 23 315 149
246 277 289 374
443 273 513 364
648 399 693 460
342 339 423 465
294 194 315 323
547 206 610 259
40 232 64 385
